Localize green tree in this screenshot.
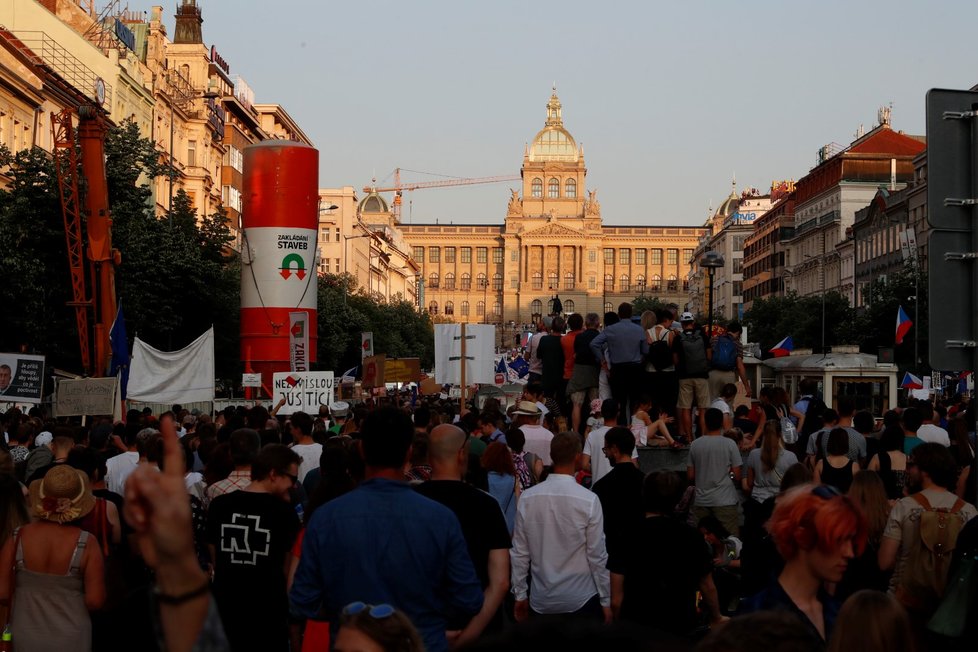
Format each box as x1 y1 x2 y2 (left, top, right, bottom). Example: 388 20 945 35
854 262 927 369
0 145 79 368
743 291 856 355
632 295 669 316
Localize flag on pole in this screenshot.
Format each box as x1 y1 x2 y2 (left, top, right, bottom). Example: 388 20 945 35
901 372 923 390
495 357 507 374
508 357 529 378
340 366 358 383
769 336 794 358
895 306 913 345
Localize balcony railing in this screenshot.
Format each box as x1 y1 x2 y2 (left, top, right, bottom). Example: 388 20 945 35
13 31 113 106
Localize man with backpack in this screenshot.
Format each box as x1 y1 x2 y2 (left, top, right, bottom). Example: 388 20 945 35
708 320 751 401
879 443 977 641
674 312 711 440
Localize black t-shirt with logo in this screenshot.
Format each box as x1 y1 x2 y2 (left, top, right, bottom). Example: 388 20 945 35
206 490 300 651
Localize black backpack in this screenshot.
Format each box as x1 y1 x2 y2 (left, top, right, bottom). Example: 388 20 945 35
647 328 674 371
680 330 709 375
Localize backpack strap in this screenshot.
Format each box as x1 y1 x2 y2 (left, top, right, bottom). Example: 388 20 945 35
68 530 89 576
949 498 966 514
911 492 933 511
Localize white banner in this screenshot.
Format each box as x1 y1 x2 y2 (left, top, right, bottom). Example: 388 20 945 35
242 373 262 388
127 328 215 404
434 324 496 385
361 332 374 360
289 311 309 372
272 371 334 415
241 227 318 309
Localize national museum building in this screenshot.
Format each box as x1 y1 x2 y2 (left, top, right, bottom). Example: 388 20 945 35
389 90 704 325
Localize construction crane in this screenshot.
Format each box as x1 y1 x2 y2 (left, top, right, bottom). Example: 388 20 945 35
363 168 521 223
51 105 117 377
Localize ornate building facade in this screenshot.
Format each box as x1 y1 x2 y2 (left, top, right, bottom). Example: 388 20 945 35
398 90 703 326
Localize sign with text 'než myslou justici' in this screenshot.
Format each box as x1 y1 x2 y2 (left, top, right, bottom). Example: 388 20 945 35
272 371 334 416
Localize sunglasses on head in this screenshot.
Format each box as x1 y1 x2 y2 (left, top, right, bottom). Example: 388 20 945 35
343 601 395 619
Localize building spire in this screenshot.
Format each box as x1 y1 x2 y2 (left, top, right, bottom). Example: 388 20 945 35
174 0 203 44
545 86 562 127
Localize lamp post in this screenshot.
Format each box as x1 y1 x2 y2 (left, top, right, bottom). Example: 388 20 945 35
804 254 826 355
479 277 489 324
699 251 725 335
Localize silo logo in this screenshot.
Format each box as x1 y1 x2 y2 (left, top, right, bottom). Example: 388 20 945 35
279 253 307 280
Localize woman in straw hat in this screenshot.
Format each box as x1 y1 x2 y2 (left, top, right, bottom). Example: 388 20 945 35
0 465 105 651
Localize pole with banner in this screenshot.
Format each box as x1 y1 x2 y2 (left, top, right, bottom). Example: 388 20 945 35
289 311 309 372
361 332 374 361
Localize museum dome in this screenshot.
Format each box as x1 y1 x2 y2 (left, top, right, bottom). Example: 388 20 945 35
528 88 580 163
358 189 389 214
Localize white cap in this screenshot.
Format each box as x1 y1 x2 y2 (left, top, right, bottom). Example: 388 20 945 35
680 311 694 322
329 401 350 418
35 431 53 447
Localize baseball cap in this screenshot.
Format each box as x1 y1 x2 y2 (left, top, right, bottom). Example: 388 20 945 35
35 431 53 447
680 311 694 322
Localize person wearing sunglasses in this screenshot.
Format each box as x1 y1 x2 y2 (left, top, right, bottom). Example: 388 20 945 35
740 484 868 646
206 444 302 651
335 602 423 652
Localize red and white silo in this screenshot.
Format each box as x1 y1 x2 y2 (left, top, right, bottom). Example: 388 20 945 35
240 140 319 384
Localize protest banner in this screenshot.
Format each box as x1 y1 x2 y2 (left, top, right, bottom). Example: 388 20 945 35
0 353 45 403
54 377 119 417
272 371 334 415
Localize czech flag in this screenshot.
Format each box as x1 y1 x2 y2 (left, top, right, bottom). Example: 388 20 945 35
769 336 794 358
901 372 923 390
895 306 913 345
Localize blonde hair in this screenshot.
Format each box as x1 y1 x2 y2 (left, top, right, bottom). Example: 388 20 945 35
640 310 657 332
847 471 890 545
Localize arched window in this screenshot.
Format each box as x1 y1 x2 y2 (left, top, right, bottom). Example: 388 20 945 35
547 298 558 314
492 273 503 291
532 272 543 290
477 301 485 316
461 301 469 316
444 272 455 290
667 275 678 292
604 302 613 314
460 273 471 290
428 301 438 315
531 178 543 198
619 275 630 292
564 299 575 313
651 275 661 292
564 272 575 289
636 275 646 291
548 272 559 290
565 178 577 198
492 301 501 318
548 178 560 198
604 274 614 290
428 272 439 288
530 299 543 315
444 301 454 315
477 273 487 288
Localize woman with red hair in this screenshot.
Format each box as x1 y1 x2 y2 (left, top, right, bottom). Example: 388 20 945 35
740 484 868 646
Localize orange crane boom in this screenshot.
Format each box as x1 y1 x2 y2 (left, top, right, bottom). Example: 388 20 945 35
363 168 521 222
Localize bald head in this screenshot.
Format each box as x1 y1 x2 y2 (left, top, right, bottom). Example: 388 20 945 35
428 424 468 466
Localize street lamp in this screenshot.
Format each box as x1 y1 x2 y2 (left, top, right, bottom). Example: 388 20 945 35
479 277 490 324
699 251 725 335
804 254 826 355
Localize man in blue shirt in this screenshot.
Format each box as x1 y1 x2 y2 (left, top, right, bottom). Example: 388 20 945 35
290 408 483 652
590 302 647 424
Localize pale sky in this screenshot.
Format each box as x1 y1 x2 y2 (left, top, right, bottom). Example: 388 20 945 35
174 0 977 226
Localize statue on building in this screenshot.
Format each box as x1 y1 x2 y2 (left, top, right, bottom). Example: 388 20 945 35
585 190 601 216
507 189 522 215
878 105 892 127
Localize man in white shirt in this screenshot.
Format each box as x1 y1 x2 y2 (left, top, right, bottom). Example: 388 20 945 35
513 401 554 466
582 399 637 484
511 431 612 623
288 411 322 481
708 383 737 432
916 402 950 446
105 424 151 496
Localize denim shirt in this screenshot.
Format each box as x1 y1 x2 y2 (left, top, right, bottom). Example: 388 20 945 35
290 478 483 652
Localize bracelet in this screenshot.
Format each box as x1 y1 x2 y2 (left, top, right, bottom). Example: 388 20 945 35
154 579 211 605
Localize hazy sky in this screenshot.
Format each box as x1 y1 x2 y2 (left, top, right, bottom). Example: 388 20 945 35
172 0 977 227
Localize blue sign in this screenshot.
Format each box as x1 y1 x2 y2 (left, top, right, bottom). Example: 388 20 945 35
114 19 136 52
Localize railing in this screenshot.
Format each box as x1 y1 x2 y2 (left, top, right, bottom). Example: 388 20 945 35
13 31 113 106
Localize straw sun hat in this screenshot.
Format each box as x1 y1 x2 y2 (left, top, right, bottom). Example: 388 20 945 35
28 465 96 524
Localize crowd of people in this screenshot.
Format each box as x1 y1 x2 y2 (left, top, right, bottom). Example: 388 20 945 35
0 303 975 651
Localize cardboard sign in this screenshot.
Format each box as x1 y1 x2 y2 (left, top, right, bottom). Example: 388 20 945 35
362 355 385 388
55 377 118 417
272 371 334 415
289 312 309 372
361 332 374 360
384 358 421 384
0 353 45 403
